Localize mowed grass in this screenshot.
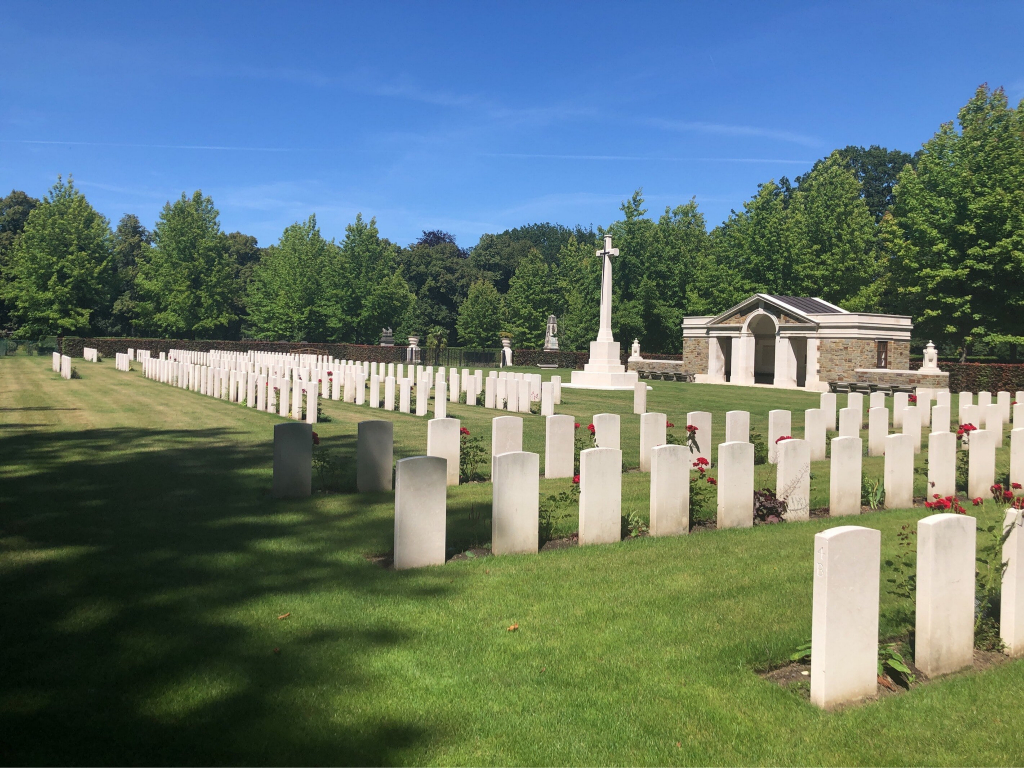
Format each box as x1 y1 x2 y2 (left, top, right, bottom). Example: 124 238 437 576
1 354 1022 766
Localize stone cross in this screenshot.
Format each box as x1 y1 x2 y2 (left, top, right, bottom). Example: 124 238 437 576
597 235 619 343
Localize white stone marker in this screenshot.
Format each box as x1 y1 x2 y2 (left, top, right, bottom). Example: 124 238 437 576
805 408 826 462
902 406 922 454
717 441 754 529
272 422 312 498
518 379 531 414
541 382 554 416
810 526 880 710
639 412 667 472
357 420 394 493
869 391 886 413
958 391 973 421
247 372 257 408
467 376 479 407
820 391 837 431
449 372 460 403
1012 428 1024 492
593 413 620 451
848 392 864 426
916 513 976 677
304 386 318 424
551 374 561 405
725 410 750 443
927 431 957 499
867 406 888 457
633 380 647 414
686 410 712 464
427 417 460 486
893 392 909 428
650 444 689 536
578 447 622 545
931 403 950 434
829 436 862 516
884 433 914 509
777 438 810 521
1002 507 1024 657
354 373 366 406
1015 402 1024 428
291 380 303 420
495 378 507 411
491 415 523 460
279 379 291 417
492 451 540 555
506 377 519 412
968 428 996 500
768 409 792 464
256 375 267 411
984 403 1004 447
384 376 396 411
393 456 447 570
485 377 496 409
399 378 411 414
838 407 860 438
344 366 356 403
369 374 380 408
978 391 992 409
545 414 575 479
416 378 429 416
434 382 447 419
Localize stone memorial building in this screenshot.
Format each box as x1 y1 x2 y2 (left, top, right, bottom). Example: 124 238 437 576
676 293 947 391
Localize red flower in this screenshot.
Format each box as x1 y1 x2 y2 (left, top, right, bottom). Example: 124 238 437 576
775 435 792 444
972 497 983 506
574 422 581 429
666 421 674 428
1013 483 1022 490
1005 491 1015 501
328 371 333 375
312 432 320 445
706 477 717 486
318 379 322 383
587 423 595 433
909 394 918 404
572 474 580 484
460 427 470 436
686 424 697 432
695 457 710 466
992 484 1003 493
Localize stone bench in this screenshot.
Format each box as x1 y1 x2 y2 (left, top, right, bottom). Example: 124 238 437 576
627 359 695 382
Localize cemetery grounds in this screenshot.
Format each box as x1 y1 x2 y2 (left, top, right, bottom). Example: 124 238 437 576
1 353 1023 766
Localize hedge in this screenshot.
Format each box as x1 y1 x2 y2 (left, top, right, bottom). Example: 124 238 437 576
910 361 1024 393
512 350 589 369
59 337 411 364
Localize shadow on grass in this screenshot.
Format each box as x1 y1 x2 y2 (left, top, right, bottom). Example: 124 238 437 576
0 426 452 766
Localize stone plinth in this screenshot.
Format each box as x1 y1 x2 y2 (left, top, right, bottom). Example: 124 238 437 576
650 444 689 536
568 340 639 390
545 415 575 479
357 420 394 492
492 451 540 555
579 447 622 545
394 456 447 570
717 441 754 529
829 437 862 517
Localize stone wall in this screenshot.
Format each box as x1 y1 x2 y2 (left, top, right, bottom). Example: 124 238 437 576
818 339 910 382
852 369 949 388
682 338 709 375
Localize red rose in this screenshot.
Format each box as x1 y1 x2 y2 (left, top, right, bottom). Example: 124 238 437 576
972 497 983 506
1005 491 1015 501
696 457 709 466
686 424 697 432
574 422 581 429
572 474 580 484
666 421 674 428
460 427 470 436
706 477 717 485
587 424 595 433
312 432 320 445
1013 483 1022 490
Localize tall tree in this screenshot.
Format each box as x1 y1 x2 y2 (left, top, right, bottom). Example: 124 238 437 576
555 235 601 352
503 250 556 348
888 85 1024 359
470 222 595 292
0 190 41 329
397 230 477 339
456 279 504 347
340 214 403 342
224 231 262 339
106 214 151 335
806 145 917 221
2 177 112 336
136 191 237 338
358 271 415 344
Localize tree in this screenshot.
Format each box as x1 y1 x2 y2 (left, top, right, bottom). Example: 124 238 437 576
223 231 262 339
340 214 402 342
470 222 595 292
803 145 917 221
887 85 1024 359
358 271 415 343
136 191 237 338
3 176 112 336
456 280 504 347
503 250 556 348
397 230 477 338
0 190 41 329
105 214 152 335
246 215 354 342
555 236 601 351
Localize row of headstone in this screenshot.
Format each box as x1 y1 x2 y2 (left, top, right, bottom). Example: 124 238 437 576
52 352 72 379
83 347 99 363
810 510 1024 710
114 353 131 372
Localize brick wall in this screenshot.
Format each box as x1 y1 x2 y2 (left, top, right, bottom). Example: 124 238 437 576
682 338 709 375
818 339 910 382
852 369 949 388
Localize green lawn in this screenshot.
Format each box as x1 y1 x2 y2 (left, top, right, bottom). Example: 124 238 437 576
1 354 1022 766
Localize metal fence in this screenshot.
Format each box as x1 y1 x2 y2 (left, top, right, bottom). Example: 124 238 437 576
423 347 502 368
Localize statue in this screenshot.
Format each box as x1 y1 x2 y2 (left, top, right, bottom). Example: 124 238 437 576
628 338 642 362
543 314 559 351
921 340 939 371
379 327 394 346
501 337 512 367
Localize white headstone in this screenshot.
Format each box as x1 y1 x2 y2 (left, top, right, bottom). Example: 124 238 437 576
578 447 622 545
492 451 540 555
829 436 862 517
847 392 864 427
820 391 837 431
449 372 460 403
984 403 1004 447
416 378 429 416
968 428 996 499
369 373 380 408
1012 428 1024 492
902 406 922 454
867 406 888 457
272 422 312 498
768 410 791 464
384 376 396 411
725 410 750 443
633 381 647 414
927 431 957 500
491 415 523 459
485 377 496 409
650 444 689 536
884 433 914 509
931 403 950 434
394 456 447 570
1002 508 1024 657
544 414 575 479
427 418 460 486
893 392 908 428
541 382 554 416
434 381 447 419
357 420 394 492
777 438 810 520
838 407 860 438
639 412 667 472
517 379 531 413
869 391 886 412
717 441 754 529
805 408 826 462
399 378 411 414
686 411 712 464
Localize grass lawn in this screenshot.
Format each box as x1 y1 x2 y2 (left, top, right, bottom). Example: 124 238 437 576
1 353 1022 766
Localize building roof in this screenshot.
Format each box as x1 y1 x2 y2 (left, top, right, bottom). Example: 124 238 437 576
766 295 846 315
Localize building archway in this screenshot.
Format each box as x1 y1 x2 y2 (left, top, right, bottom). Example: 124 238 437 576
745 312 778 385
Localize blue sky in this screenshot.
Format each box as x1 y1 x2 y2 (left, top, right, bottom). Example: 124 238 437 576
2 1 1022 249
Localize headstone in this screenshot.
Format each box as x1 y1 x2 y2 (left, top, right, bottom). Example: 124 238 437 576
578 448 622 545
545 414 575 479
639 412 667 472
434 381 447 419
491 415 523 459
427 418 460 486
256 375 267 411
357 420 394 493
927 431 957 499
485 377 496 408
777 438 810 521
968 428 996 499
984 403 1004 447
304 385 317 424
291 379 303 420
810 526 880 709
867 407 888 457
958 391 973 422
869 391 886 412
272 422 312 498
369 373 380 408
978 391 992 409
279 379 291 417
633 381 647 415
717 441 754 529
505 377 518 412
384 376 396 411
686 411 712 464
893 392 909 428
804 408 826 462
650 444 689 536
1002 508 1024 657
593 413 620 451
467 376 479 407
551 375 561 405
416 378 429 416
932 404 950 434
450 372 460 403
355 372 367 406
344 366 356 403
847 392 864 426
1015 402 1023 428
1012 428 1024 492
884 433 914 509
768 410 791 464
916 513 976 677
838 407 859 438
829 437 862 516
820 391 837 431
492 452 540 555
902 406 922 454
725 410 749 443
247 371 257 407
399 378 411 414
517 379 531 413
393 456 446 570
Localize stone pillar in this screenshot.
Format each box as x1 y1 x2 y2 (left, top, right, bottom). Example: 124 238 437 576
633 381 647 414
932 404 950 434
838 407 860 438
927 431 957 499
893 392 908 428
434 382 447 419
357 420 394 493
829 436 862 516
545 414 575 479
884 433 914 509
393 456 447 570
777 438 810 521
541 382 554 416
639 412 667 472
868 407 888 457
686 411 712 464
916 513 976 677
491 415 523 460
427 417 460 486
768 409 791 464
1002 508 1024 657
399 378 411 414
1012 428 1024 492
804 408 826 462
492 451 540 555
707 337 726 383
717 441 754 529
272 422 312 498
820 392 837 431
810 526 880 709
384 376 396 411
732 334 755 386
968 429 996 499
579 447 622 545
902 406 922 454
650 444 689 536
774 335 798 388
725 410 750 443
593 413 620 451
